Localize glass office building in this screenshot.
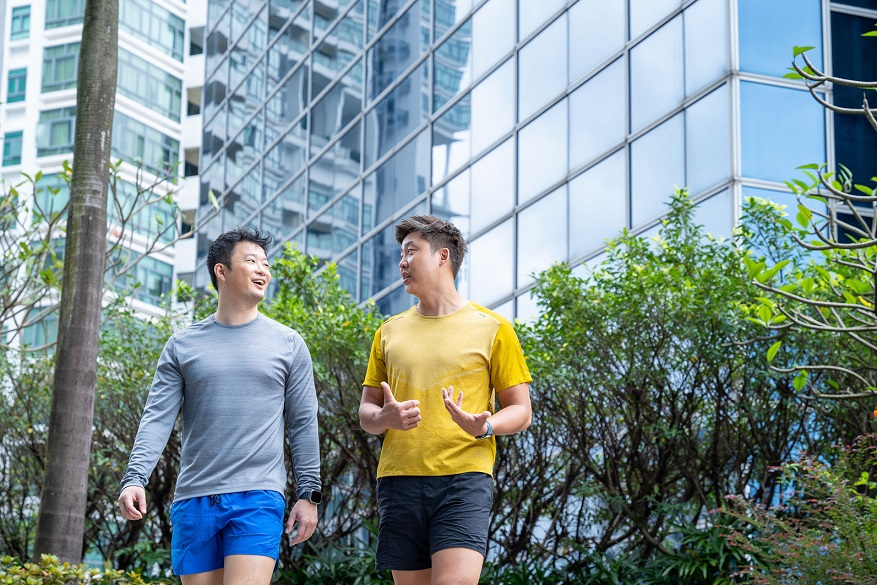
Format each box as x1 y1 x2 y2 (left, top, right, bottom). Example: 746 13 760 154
196 0 877 319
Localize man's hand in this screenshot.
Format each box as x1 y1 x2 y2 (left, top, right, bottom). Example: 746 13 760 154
442 386 491 436
118 486 147 521
379 382 421 431
286 499 318 545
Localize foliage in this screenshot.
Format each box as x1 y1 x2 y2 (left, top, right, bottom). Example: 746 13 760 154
511 189 846 571
722 434 877 584
0 554 170 584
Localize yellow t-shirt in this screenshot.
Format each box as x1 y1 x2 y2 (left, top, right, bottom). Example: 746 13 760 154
363 302 532 478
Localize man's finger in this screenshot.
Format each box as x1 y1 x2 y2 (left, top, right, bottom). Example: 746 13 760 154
381 382 395 404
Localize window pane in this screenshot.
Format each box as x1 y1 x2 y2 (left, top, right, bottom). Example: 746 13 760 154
684 0 729 96
471 0 514 78
432 95 471 184
569 58 625 170
469 218 514 305
693 189 732 240
471 58 514 155
307 190 361 261
568 0 625 82
518 15 566 121
433 18 472 112
518 99 567 204
431 168 470 235
518 0 565 40
569 150 627 259
685 84 730 196
310 61 363 155
739 0 822 78
631 112 684 227
367 0 430 100
364 64 430 167
261 173 306 236
629 0 680 39
434 0 474 39
361 131 430 232
471 138 514 233
740 82 825 183
630 16 683 131
517 185 567 286
309 122 362 214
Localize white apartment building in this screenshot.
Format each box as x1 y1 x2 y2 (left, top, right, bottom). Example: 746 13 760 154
1 0 206 344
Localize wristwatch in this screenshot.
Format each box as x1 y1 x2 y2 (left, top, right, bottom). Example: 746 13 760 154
306 490 322 505
475 420 493 440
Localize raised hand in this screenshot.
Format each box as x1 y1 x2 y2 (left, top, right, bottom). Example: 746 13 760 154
381 381 421 431
442 386 491 437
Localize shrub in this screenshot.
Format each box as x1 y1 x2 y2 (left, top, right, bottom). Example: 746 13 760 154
0 554 172 584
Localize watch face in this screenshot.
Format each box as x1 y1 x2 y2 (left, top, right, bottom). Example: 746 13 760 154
309 490 322 504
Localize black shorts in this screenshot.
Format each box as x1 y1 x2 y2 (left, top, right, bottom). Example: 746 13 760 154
375 472 493 571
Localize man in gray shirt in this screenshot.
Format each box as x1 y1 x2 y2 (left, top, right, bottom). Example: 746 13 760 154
118 227 321 584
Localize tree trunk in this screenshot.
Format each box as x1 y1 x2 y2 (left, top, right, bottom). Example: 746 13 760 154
34 0 118 563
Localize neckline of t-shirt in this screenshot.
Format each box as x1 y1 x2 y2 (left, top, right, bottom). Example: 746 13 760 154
410 301 474 320
209 313 262 328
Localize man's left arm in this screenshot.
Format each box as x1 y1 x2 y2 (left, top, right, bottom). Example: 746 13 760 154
284 333 321 544
442 383 531 437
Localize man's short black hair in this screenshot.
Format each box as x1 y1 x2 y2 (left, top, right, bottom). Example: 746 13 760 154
206 226 272 290
395 215 467 278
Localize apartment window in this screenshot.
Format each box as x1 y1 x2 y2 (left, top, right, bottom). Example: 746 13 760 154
37 107 77 157
42 42 80 92
112 112 180 177
45 0 85 29
3 132 23 166
11 6 31 39
7 68 27 103
120 0 185 61
117 49 183 122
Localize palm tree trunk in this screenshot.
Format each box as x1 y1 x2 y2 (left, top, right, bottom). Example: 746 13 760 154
34 0 118 562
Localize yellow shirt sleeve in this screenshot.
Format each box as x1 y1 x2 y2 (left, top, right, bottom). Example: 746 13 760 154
363 325 386 387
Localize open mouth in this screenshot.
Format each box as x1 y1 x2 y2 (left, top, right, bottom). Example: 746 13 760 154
252 279 266 287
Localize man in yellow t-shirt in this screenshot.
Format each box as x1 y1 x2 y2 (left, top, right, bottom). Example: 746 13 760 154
360 215 533 585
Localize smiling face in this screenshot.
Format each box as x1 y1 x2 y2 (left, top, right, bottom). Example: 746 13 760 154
216 241 271 304
399 231 446 298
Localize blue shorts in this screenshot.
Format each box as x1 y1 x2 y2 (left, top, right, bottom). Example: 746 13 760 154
170 490 285 576
375 472 493 571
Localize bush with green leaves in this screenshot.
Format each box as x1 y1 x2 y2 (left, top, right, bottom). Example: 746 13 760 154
0 554 170 584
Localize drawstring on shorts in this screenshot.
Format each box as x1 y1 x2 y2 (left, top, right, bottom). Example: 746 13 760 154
209 494 222 507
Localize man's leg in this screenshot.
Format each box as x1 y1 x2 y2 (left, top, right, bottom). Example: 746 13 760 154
222 555 277 585
180 569 223 585
391 568 431 585
430 548 484 585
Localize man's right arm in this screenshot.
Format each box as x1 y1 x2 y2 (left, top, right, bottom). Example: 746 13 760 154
118 336 185 518
359 382 421 435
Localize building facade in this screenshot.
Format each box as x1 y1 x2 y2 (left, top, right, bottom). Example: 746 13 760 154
196 0 874 318
1 0 207 343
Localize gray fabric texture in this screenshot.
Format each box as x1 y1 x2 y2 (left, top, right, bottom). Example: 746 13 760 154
120 314 321 502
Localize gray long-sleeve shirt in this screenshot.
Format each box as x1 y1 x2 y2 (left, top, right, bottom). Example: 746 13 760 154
121 314 321 502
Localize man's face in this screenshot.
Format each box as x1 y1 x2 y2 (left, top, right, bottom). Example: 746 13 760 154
399 231 443 297
219 241 271 302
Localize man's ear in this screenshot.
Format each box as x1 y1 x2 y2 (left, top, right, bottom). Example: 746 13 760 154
214 263 226 284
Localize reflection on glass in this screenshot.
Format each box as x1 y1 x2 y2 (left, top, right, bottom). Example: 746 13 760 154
569 58 625 170
568 0 625 82
685 84 730 196
693 189 732 239
471 138 514 233
739 0 822 78
431 168 470 236
518 15 567 121
267 8 309 93
684 0 729 97
310 60 363 155
515 292 541 323
267 65 308 137
364 64 431 167
229 10 267 93
360 200 428 302
631 112 684 227
376 285 417 317
308 122 362 215
229 0 265 47
261 173 305 237
362 131 430 233
225 163 262 225
307 189 361 261
518 0 565 41
268 0 303 40
434 0 474 39
228 58 265 141
263 120 306 199
517 186 567 286
491 299 513 321
471 59 514 154
629 0 680 39
740 82 825 183
433 18 472 112
432 95 471 184
630 15 683 132
312 1 365 99
206 8 231 77
225 118 264 190
368 0 431 100
569 149 626 259
203 57 228 128
518 99 567 205
471 0 514 78
468 218 514 305
202 104 227 164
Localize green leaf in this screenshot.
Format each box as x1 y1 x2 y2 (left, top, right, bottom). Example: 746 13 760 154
208 189 219 210
783 71 803 80
758 305 772 323
854 184 875 196
767 341 782 363
770 314 787 325
796 163 820 171
793 370 809 392
863 30 877 36
793 45 815 57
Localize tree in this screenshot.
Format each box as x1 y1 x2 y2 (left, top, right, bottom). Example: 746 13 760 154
34 0 119 561
745 30 877 400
